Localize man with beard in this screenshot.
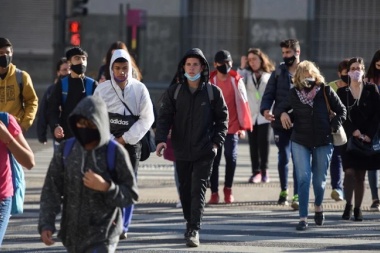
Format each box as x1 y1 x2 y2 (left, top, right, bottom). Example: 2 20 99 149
260 39 301 210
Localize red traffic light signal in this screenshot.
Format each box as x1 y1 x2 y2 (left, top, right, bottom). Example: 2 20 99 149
69 21 81 33
69 21 81 46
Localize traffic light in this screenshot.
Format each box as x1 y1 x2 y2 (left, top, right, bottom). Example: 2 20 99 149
69 20 81 46
71 0 88 17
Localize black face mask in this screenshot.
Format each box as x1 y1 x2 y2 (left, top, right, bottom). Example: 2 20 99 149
283 55 296 67
340 74 350 84
216 63 231 75
76 128 100 146
304 81 316 93
70 64 87 75
0 55 11 68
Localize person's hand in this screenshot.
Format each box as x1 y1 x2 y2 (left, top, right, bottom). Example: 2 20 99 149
41 230 55 246
115 136 126 145
83 169 110 192
238 130 246 139
54 126 64 139
280 112 292 130
0 121 12 144
240 55 247 69
352 129 362 138
263 110 275 122
156 142 167 157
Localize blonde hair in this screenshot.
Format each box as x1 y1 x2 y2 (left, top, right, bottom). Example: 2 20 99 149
293 60 325 89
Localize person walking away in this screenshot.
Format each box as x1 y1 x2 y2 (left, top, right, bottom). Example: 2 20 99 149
93 49 154 239
327 59 350 202
0 38 38 132
208 50 252 204
337 57 380 221
260 39 300 210
238 48 275 184
155 48 228 247
48 47 97 144
38 96 138 253
278 60 346 230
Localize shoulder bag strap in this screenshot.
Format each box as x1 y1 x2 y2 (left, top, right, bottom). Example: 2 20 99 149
323 85 331 113
110 80 136 117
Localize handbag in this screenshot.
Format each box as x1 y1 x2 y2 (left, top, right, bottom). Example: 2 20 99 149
110 83 154 161
346 134 380 156
323 86 347 146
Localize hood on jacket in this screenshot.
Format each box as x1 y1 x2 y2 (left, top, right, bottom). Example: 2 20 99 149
172 48 210 85
109 49 133 85
68 96 110 148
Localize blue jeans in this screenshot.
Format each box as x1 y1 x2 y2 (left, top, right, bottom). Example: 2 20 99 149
368 170 379 200
330 146 343 190
292 142 333 218
210 134 238 193
273 128 298 195
0 197 12 246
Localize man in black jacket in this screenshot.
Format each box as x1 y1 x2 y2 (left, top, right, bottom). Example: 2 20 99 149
48 47 97 144
260 39 300 210
155 48 228 247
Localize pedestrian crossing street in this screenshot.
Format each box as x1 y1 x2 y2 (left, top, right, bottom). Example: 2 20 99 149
3 142 380 252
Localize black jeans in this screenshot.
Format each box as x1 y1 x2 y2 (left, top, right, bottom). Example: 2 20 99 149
247 123 271 174
210 133 238 193
176 156 214 230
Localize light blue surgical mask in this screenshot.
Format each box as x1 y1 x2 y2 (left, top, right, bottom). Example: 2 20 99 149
184 72 201 81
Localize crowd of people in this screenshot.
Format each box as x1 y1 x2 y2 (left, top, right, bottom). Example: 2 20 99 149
1 35 380 251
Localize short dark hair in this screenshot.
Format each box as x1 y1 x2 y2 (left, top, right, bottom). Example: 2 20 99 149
114 57 128 63
56 57 68 72
66 47 88 60
337 59 349 73
279 39 300 52
0 38 12 49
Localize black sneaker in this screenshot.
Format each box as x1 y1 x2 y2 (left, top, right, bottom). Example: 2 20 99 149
186 230 200 247
119 232 128 240
370 200 380 211
277 190 289 205
354 207 363 221
342 204 352 220
314 211 325 226
296 220 308 231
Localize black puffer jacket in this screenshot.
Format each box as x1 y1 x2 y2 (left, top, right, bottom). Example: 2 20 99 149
260 63 293 130
155 48 228 161
278 84 346 148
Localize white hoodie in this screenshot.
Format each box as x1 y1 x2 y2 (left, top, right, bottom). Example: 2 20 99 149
93 49 154 145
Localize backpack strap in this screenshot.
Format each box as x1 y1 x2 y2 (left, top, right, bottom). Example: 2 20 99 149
15 68 24 105
173 83 182 100
84 77 95 97
62 137 76 166
0 112 9 127
174 82 214 104
61 76 69 105
206 83 214 103
107 140 117 171
63 137 116 172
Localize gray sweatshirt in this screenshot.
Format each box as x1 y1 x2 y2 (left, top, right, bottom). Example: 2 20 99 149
38 96 138 252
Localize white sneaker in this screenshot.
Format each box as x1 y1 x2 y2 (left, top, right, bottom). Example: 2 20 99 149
176 201 182 208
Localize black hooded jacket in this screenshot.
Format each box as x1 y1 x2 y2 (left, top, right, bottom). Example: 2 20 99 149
155 48 228 161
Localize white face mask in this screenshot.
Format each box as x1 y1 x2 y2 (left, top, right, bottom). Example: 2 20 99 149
348 70 363 81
